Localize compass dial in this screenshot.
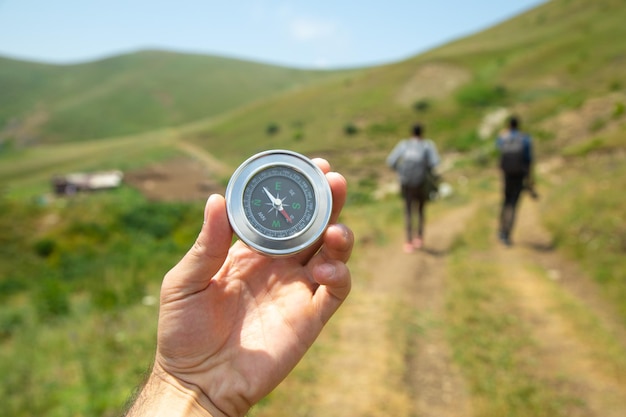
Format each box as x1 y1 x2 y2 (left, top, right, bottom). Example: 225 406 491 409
225 150 332 256
243 166 315 239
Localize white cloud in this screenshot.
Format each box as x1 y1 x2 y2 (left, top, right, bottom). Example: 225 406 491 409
313 57 330 68
288 17 337 41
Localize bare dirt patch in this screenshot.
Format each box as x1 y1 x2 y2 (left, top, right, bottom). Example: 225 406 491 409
124 156 224 202
395 63 471 107
539 91 626 148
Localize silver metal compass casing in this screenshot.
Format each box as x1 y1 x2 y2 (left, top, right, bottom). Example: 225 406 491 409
225 150 332 256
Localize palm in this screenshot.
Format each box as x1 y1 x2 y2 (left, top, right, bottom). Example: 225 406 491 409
157 242 325 405
125 161 351 417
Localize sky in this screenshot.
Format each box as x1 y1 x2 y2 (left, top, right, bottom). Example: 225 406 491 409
0 0 546 69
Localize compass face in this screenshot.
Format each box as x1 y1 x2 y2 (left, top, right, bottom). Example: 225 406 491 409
225 150 332 256
243 166 315 239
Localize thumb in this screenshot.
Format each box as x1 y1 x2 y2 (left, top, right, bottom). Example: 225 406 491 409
162 194 233 297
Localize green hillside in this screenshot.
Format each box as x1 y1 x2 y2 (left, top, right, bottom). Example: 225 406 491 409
186 0 625 168
0 50 351 144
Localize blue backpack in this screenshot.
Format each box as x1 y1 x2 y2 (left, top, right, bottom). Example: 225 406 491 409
499 132 528 175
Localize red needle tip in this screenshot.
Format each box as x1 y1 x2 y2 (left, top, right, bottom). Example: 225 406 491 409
280 209 292 223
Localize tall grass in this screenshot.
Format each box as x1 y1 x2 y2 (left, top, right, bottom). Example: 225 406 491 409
542 152 626 323
0 188 203 416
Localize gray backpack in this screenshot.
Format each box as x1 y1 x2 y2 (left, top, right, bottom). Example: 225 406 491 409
397 140 430 186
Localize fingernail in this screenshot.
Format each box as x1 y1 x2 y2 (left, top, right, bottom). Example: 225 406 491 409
203 195 214 225
331 223 350 240
316 263 336 278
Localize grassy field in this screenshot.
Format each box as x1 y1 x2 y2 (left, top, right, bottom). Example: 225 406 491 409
0 187 196 416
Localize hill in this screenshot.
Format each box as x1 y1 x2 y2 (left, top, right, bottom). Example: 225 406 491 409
0 50 352 145
184 0 625 169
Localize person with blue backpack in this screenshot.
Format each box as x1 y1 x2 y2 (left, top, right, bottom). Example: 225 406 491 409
387 123 440 253
496 115 535 246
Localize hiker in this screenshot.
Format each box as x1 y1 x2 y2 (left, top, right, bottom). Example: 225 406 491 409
387 123 440 253
124 158 354 417
496 115 534 246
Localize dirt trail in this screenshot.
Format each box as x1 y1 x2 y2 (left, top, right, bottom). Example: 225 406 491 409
175 140 232 177
124 140 233 201
310 204 476 417
494 199 626 417
315 190 626 417
514 199 626 348
395 205 475 417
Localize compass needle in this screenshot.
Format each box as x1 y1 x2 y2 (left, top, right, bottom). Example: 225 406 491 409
279 208 293 223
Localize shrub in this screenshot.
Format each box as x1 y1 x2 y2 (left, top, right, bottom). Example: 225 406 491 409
266 122 280 135
35 276 70 319
454 130 481 152
67 221 110 242
456 83 507 108
589 117 606 133
0 310 22 340
0 137 16 154
609 80 622 92
92 287 119 311
413 99 431 112
120 203 187 239
613 102 625 118
344 123 359 136
33 238 56 258
292 131 304 142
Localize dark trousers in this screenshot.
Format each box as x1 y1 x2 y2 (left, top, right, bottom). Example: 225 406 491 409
401 183 428 242
499 174 526 239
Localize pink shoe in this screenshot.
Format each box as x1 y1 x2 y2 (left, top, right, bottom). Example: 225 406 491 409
412 237 423 249
403 242 414 253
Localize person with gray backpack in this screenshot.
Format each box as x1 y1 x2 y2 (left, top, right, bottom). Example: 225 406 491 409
496 115 534 246
387 123 440 253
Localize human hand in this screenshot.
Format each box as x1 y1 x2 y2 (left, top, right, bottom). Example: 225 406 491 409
126 159 353 417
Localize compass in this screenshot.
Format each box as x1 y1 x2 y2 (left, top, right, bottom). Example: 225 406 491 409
225 150 333 256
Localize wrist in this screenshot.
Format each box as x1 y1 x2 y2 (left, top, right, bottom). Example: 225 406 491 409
125 364 228 417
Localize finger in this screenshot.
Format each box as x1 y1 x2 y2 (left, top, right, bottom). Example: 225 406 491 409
312 261 351 304
306 224 353 278
312 157 331 174
317 223 354 264
310 244 352 323
304 223 353 287
293 171 348 264
311 158 346 223
326 172 347 224
309 225 353 322
311 157 347 223
162 194 233 297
